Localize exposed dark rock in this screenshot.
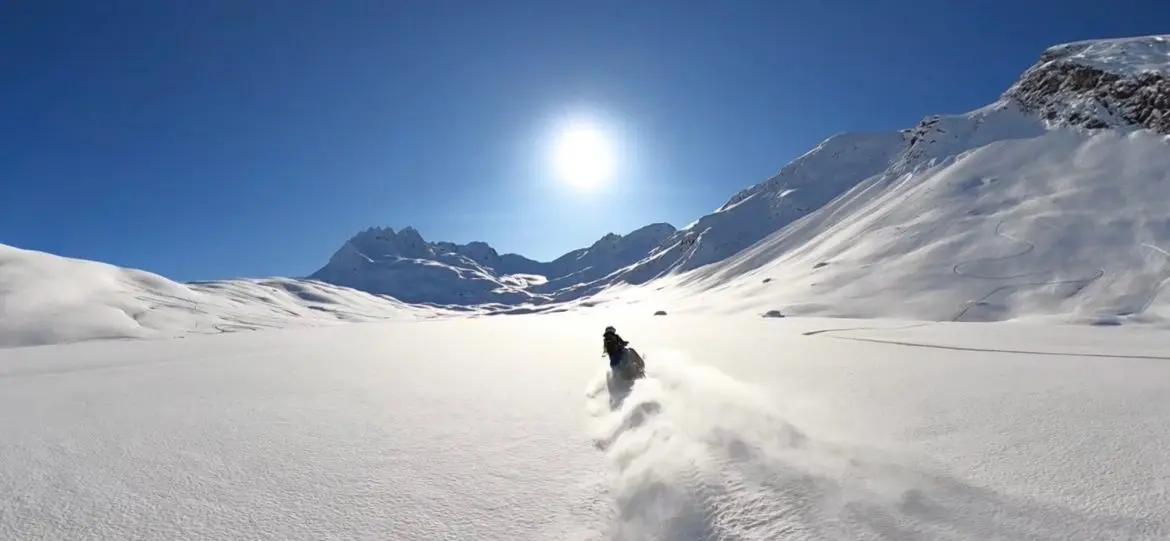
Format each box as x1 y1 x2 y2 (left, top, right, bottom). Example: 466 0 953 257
1005 55 1170 134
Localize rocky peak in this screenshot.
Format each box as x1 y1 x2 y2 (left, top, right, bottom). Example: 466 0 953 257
1004 35 1170 134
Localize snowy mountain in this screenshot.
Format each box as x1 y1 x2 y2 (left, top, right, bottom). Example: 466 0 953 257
307 223 677 304
6 34 1170 349
307 34 1170 325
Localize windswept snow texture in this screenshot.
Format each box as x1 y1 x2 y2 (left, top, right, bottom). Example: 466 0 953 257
2 316 1168 539
1045 34 1170 77
0 243 450 348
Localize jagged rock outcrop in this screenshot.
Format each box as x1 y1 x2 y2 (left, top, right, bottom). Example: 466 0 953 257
1005 36 1170 134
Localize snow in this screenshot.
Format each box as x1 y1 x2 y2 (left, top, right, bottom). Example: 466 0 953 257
1 315 1168 539
1043 34 1170 77
0 243 451 349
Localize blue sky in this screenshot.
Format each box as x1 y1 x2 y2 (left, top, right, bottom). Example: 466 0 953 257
1 1 1165 281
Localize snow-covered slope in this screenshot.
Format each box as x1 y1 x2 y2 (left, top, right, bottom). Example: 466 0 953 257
596 121 1170 322
612 131 908 286
3 315 1169 539
0 243 450 348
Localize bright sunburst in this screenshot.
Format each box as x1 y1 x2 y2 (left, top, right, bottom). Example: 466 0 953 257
551 122 615 191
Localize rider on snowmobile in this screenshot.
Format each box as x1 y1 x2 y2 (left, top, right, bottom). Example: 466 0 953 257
602 326 628 368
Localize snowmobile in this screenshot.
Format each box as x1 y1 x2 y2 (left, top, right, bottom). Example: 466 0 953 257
603 326 645 381
610 346 646 381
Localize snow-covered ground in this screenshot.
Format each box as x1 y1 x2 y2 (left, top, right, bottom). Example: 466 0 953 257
1 315 1167 540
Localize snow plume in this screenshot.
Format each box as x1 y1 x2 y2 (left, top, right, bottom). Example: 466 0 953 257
582 351 1159 540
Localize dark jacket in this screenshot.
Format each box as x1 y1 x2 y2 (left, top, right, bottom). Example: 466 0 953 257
603 332 628 356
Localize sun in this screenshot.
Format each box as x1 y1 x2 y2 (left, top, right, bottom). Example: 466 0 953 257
551 123 615 191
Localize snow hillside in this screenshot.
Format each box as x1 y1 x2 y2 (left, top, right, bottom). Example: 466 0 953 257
2 315 1168 539
592 36 1170 323
0 243 453 349
597 111 1170 323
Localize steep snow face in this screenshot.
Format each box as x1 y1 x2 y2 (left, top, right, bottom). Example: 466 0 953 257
608 131 908 289
1006 34 1170 134
0 243 448 348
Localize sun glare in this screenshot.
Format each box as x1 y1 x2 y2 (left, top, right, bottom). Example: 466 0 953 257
551 123 615 191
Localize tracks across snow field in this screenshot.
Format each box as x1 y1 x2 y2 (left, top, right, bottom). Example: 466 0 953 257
802 323 1170 361
950 218 1105 322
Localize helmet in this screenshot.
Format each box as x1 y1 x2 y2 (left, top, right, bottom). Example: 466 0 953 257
604 326 615 334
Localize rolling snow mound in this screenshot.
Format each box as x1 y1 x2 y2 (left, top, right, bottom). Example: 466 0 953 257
0 243 448 348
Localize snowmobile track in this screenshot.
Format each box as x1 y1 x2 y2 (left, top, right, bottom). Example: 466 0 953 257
802 324 1170 361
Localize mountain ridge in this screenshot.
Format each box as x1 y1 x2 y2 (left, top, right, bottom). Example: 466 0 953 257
306 34 1170 317
6 33 1170 348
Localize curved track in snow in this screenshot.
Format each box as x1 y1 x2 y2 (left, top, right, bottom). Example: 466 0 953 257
950 219 1105 322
